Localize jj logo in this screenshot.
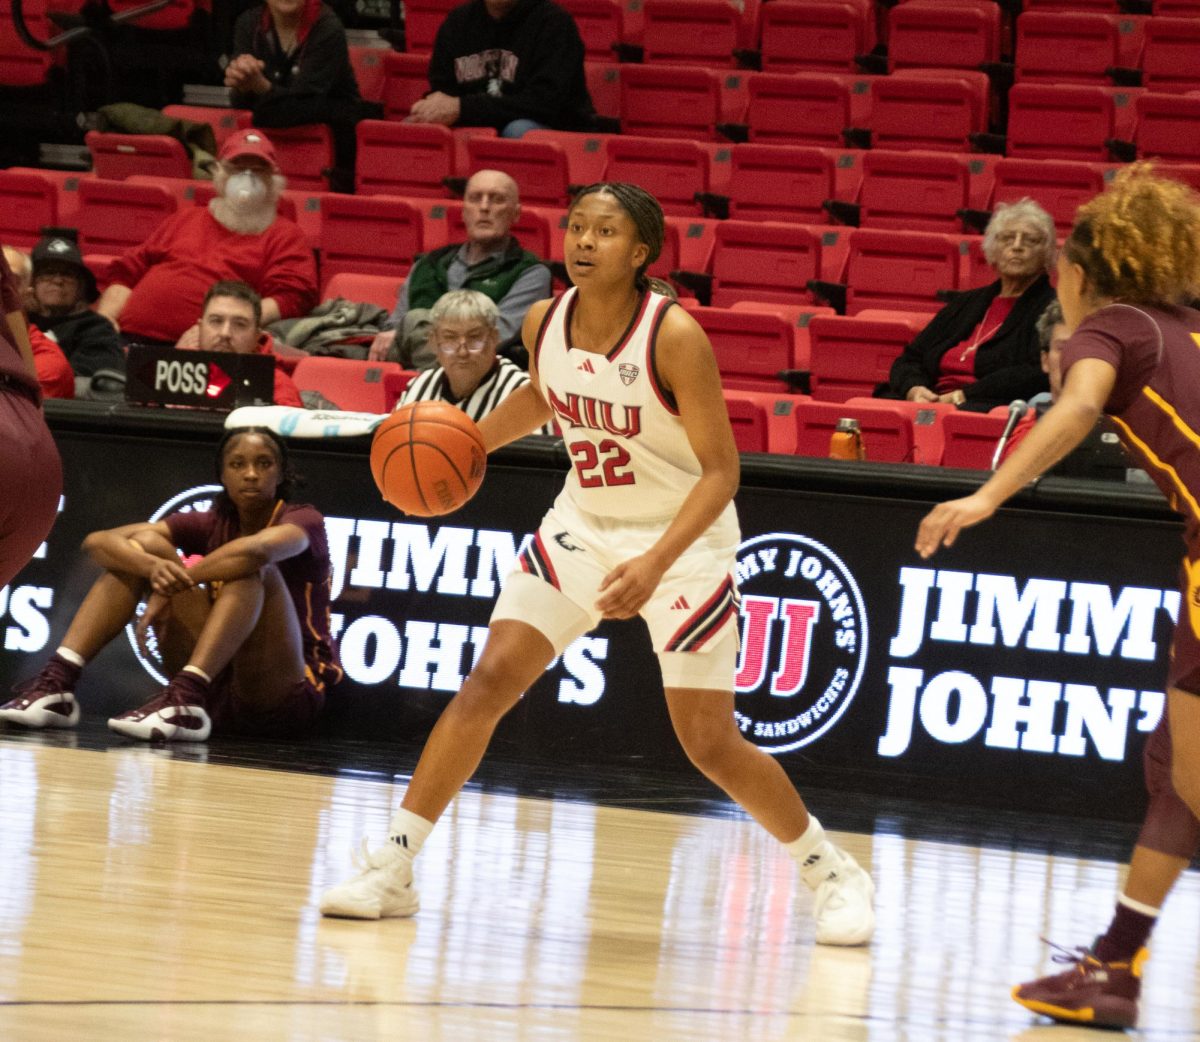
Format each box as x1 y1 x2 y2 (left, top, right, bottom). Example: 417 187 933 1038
734 533 869 754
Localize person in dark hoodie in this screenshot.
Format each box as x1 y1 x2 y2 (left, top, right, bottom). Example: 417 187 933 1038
26 233 125 378
406 0 594 137
225 0 381 191
874 198 1057 412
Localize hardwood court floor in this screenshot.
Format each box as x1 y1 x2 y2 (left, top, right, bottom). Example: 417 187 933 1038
2 740 1199 1041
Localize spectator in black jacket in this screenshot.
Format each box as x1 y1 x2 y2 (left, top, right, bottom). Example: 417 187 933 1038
874 199 1057 412
406 0 594 138
27 234 125 378
225 0 381 191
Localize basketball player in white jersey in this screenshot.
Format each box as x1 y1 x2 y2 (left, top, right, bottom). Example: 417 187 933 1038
320 183 875 945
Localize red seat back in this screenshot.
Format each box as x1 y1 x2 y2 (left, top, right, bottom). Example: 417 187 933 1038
793 399 917 462
77 180 177 254
466 136 572 208
727 144 836 224
695 306 796 393
382 51 431 121
758 0 873 73
1006 83 1141 162
619 64 722 140
888 2 999 71
940 410 1008 470
807 314 914 402
858 151 972 233
844 229 962 315
868 73 988 153
603 136 709 216
349 45 387 103
990 158 1105 233
0 170 58 249
710 220 823 308
1134 92 1200 163
743 71 859 147
723 390 771 452
292 357 408 412
641 0 742 66
86 131 192 180
356 120 455 197
319 195 424 280
322 271 405 311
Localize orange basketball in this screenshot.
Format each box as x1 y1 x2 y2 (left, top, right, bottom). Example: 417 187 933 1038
370 401 487 516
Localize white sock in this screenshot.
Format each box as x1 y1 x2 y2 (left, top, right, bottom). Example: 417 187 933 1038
389 807 434 859
785 814 829 868
1118 892 1162 917
56 647 85 668
181 664 212 684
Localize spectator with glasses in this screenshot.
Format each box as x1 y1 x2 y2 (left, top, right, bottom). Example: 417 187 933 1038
395 289 553 434
874 198 1057 412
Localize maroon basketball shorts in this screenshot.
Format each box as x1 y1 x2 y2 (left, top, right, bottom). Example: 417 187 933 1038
0 390 62 589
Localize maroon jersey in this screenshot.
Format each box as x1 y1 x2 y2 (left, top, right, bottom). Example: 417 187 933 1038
165 501 342 690
1061 302 1200 539
0 248 41 400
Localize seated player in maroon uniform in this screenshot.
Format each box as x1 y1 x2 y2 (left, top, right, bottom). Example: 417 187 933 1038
0 427 341 741
917 164 1200 1030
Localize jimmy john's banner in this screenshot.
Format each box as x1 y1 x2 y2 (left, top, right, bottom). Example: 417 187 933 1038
0 412 1183 818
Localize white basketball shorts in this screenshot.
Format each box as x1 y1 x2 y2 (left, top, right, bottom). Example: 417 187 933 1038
491 492 741 690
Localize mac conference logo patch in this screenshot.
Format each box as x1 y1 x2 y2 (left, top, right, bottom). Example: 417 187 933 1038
124 484 222 683
734 532 869 754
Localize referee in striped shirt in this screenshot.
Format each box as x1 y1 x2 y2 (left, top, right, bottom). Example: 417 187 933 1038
396 289 554 435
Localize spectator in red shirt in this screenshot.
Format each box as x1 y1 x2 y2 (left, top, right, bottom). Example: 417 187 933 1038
183 280 305 408
96 129 317 345
2 245 76 400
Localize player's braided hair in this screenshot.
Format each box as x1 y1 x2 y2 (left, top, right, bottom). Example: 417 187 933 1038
569 182 665 291
1063 163 1200 306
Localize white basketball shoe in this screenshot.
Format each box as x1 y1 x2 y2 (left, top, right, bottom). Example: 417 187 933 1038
800 843 876 946
319 838 421 920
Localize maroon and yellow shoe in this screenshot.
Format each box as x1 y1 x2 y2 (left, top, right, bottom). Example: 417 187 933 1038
1012 939 1146 1029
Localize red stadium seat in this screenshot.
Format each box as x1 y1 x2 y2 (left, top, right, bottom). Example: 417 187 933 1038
0 170 58 249
741 71 868 147
292 357 409 412
1131 92 1200 163
705 220 825 309
1140 18 1200 94
262 123 335 191
0 0 56 86
793 399 918 463
806 314 916 403
724 144 837 224
356 120 455 197
348 45 387 103
1005 83 1142 162
1014 12 1143 86
619 64 723 140
162 105 250 148
584 61 621 120
723 390 771 452
841 228 962 315
381 51 431 121
602 136 709 217
524 128 616 186
695 306 798 393
322 272 405 310
641 0 743 66
77 179 177 254
867 72 988 153
86 131 192 180
402 0 458 53
989 157 1106 233
558 0 624 61
940 410 1008 470
856 151 972 233
318 195 424 280
466 136 572 207
756 0 874 74
887 2 999 72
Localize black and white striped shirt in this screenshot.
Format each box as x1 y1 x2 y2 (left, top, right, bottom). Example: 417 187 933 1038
397 357 555 435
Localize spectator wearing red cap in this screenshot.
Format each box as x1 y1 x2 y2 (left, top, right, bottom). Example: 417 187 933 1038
226 0 380 192
96 129 318 346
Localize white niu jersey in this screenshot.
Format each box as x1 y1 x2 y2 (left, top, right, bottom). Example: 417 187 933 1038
535 287 701 522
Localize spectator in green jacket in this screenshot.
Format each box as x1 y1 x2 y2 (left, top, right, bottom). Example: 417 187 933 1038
368 169 551 370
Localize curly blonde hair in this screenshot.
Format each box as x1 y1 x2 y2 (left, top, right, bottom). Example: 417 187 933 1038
1063 163 1200 305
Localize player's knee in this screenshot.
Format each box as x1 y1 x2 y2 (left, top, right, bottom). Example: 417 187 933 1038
675 720 736 777
458 658 524 716
1170 760 1200 815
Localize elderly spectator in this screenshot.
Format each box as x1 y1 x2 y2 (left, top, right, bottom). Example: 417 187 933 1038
2 245 76 400
397 289 552 433
181 280 305 408
25 233 125 377
96 129 317 346
406 0 594 137
225 0 380 192
874 198 1057 412
369 169 551 368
